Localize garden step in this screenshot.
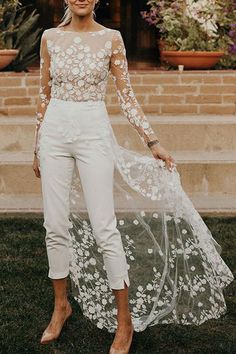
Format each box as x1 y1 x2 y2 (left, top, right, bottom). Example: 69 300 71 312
0 151 236 195
0 115 236 153
0 193 235 215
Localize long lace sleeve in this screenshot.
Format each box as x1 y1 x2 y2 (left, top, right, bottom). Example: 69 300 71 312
110 30 159 147
34 30 52 155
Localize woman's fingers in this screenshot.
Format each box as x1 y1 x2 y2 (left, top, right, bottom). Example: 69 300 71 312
33 167 40 178
166 160 172 171
32 160 41 178
165 155 176 171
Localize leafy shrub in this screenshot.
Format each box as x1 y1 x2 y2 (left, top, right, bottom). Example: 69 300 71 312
0 0 42 71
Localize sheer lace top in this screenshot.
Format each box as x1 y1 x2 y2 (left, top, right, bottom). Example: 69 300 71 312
34 26 158 150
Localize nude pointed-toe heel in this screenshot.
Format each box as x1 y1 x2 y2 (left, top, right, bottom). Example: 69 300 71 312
109 323 134 354
40 329 58 345
40 303 72 345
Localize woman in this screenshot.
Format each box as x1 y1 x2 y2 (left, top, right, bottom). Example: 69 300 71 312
32 0 234 353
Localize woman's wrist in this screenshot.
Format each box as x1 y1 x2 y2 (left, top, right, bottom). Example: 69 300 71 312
33 145 38 157
147 139 160 149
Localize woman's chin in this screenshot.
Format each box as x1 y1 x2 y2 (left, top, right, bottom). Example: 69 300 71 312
73 9 91 17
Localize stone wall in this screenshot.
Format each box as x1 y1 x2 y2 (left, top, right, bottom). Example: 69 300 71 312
0 70 235 117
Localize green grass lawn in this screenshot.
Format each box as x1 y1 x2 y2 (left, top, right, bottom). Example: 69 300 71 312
0 215 235 354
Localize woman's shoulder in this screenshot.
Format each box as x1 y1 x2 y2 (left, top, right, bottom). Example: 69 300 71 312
41 27 59 40
106 27 121 35
101 27 123 42
100 27 122 41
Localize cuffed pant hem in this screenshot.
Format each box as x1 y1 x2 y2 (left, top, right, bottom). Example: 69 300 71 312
109 274 130 290
48 270 69 279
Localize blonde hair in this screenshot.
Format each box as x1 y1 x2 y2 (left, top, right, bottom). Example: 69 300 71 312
58 5 72 28
58 1 99 28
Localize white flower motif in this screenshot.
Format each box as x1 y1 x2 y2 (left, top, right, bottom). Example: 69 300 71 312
66 48 73 55
78 80 85 87
142 122 150 129
89 63 96 69
78 249 83 256
146 283 153 291
73 37 82 43
89 306 95 313
105 41 112 49
58 61 64 68
90 258 96 265
72 67 80 75
77 53 84 60
97 322 103 329
97 51 104 58
165 215 172 221
54 45 60 53
66 83 73 90
47 40 53 48
101 285 108 292
130 108 137 115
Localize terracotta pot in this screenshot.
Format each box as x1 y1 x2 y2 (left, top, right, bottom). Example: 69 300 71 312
0 49 19 70
157 39 165 57
161 50 224 69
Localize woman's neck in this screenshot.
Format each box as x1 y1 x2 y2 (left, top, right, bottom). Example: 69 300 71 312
65 15 101 32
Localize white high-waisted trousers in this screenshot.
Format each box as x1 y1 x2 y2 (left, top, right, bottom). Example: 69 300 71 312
39 98 130 290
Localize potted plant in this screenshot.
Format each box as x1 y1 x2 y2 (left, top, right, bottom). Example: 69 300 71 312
0 0 42 71
0 0 19 69
141 0 236 69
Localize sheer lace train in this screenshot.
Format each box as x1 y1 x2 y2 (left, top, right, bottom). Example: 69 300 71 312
67 109 234 333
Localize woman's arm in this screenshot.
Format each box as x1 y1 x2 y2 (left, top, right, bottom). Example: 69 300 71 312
109 30 176 171
34 30 52 156
109 30 159 147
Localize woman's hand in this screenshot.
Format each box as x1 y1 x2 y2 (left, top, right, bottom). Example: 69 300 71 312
149 143 176 172
32 154 41 178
